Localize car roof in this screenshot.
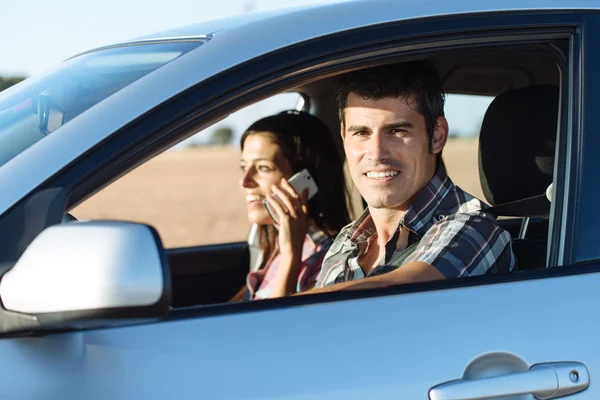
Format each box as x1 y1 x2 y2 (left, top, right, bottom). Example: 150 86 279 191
134 5 316 41
131 0 599 41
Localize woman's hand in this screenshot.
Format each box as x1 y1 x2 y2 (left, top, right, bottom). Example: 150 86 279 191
265 178 309 297
266 178 309 257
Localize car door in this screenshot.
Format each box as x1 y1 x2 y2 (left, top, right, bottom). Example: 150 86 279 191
0 7 598 400
75 269 600 399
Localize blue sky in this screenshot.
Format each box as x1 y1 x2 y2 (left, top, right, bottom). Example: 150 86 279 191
1 0 340 76
2 0 490 142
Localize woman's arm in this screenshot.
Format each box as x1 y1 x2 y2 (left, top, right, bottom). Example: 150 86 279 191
268 253 303 298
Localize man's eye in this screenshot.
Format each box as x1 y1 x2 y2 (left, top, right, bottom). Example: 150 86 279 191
258 165 273 172
392 129 408 136
240 165 248 172
353 131 369 136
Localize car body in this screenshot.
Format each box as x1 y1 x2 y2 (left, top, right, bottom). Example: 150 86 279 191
1 0 600 398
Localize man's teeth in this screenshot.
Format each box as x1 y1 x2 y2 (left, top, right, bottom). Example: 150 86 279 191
366 171 399 179
247 195 264 202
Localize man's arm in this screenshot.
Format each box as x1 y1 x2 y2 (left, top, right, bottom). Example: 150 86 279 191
306 213 515 295
302 261 445 294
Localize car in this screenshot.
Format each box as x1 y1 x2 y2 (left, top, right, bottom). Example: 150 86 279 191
0 0 598 398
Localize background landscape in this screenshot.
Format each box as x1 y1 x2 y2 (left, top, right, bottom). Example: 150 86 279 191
70 139 483 248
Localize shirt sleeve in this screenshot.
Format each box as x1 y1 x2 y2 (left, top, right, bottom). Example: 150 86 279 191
296 239 334 292
403 213 515 278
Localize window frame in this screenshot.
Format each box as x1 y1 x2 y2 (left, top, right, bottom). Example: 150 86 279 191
2 12 585 317
562 13 600 265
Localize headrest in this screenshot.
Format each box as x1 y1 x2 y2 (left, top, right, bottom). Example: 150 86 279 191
478 85 559 206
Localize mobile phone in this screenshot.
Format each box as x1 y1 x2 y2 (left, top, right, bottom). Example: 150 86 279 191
264 168 319 223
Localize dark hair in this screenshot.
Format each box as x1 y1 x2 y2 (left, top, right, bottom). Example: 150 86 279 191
334 60 446 153
241 110 350 264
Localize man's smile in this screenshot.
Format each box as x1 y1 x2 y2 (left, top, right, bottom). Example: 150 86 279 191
364 169 401 182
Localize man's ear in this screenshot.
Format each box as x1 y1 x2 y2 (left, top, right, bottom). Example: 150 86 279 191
340 122 345 142
431 116 448 154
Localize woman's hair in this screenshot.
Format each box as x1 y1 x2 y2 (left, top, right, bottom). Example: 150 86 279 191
240 110 350 264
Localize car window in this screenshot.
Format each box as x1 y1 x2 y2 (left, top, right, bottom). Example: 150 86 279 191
70 92 304 248
64 38 564 308
0 40 204 168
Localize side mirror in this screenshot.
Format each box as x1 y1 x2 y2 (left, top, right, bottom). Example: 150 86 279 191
0 221 170 335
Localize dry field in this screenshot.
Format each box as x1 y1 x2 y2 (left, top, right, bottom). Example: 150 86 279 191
71 138 484 248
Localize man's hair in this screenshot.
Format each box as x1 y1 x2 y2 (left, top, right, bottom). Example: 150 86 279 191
334 60 446 152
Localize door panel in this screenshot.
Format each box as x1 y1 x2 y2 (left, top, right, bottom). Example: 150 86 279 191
168 242 249 307
8 268 592 399
0 333 85 398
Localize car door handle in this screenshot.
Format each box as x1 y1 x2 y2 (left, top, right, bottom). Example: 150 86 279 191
429 362 589 400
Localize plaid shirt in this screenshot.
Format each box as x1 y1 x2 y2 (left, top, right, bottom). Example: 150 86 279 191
247 225 333 299
316 166 515 287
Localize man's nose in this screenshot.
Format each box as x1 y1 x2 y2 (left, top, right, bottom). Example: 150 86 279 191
366 132 390 162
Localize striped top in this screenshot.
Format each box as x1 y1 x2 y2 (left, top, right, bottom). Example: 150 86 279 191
247 225 332 299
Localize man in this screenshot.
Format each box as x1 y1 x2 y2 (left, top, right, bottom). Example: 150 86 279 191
313 60 515 292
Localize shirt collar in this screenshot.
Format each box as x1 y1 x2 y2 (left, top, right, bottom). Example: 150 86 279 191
402 164 454 236
346 209 377 244
345 164 454 243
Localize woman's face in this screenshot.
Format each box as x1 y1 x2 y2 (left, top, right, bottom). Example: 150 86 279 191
239 133 293 225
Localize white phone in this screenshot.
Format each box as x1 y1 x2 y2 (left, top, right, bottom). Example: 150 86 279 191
265 168 319 223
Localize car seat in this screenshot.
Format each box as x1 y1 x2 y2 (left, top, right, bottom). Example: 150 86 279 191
478 85 559 271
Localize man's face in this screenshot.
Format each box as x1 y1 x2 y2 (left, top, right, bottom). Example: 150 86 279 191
342 93 446 211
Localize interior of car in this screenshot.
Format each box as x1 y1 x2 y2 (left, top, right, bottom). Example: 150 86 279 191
68 42 564 309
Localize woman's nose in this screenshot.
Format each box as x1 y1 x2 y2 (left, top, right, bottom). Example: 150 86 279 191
239 168 257 188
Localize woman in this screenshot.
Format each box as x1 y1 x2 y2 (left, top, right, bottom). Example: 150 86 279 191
235 110 350 300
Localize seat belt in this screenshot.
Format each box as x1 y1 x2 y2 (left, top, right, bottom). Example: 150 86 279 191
371 241 421 276
484 194 550 218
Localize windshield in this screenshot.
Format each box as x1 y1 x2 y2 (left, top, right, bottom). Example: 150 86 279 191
0 40 204 167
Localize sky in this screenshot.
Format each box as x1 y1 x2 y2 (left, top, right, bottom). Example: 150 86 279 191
1 0 343 77
1 0 491 144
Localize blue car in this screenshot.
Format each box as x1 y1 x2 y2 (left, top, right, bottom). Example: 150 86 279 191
0 0 597 398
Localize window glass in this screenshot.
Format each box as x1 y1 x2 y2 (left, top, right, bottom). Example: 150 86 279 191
442 93 494 202
71 92 303 248
0 41 203 168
